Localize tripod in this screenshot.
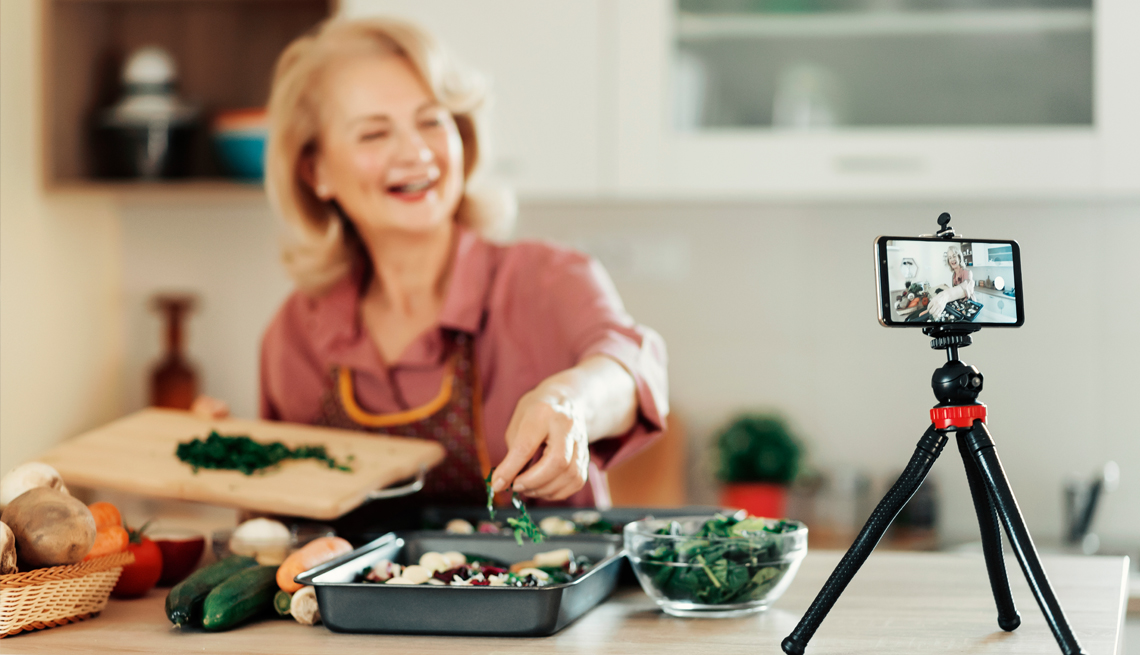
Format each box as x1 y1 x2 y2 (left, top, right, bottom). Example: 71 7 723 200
781 327 1085 655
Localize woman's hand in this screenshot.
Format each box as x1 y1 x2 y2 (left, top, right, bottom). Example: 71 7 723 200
491 387 591 501
190 395 231 420
928 293 951 320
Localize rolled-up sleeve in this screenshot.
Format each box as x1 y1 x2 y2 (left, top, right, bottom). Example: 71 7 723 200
539 254 670 470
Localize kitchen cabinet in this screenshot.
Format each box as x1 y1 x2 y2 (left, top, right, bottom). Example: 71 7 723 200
340 0 605 198
613 0 1140 199
42 0 334 196
976 288 1018 320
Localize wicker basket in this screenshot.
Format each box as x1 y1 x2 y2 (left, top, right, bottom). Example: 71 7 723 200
0 551 134 638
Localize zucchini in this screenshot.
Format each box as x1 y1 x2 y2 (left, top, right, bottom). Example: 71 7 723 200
273 589 293 617
201 565 279 631
165 555 258 627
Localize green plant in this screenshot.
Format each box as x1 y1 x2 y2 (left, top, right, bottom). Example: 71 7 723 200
715 414 801 484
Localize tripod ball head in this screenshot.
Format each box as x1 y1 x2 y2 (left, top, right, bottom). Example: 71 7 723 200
932 360 983 405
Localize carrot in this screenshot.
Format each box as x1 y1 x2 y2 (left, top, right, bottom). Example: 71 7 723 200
84 525 129 560
276 536 352 593
88 502 122 530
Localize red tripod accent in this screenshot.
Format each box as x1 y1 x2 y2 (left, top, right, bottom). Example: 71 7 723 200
931 404 987 429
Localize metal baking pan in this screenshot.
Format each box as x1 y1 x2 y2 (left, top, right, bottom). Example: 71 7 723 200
294 531 624 636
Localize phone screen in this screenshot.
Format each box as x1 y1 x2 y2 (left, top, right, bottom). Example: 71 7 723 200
876 237 1023 327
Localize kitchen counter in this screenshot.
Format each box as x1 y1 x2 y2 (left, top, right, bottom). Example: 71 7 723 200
2 550 1128 654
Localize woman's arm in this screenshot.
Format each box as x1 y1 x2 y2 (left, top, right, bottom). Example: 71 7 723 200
929 272 975 318
490 354 638 501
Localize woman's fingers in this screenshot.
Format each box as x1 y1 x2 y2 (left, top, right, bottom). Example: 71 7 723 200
495 393 590 499
492 409 546 493
519 433 588 500
513 439 570 493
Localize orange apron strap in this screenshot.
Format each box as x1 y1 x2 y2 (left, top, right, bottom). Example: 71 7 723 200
336 362 456 428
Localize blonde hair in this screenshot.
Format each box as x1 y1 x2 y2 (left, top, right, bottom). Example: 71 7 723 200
945 245 964 270
266 17 515 294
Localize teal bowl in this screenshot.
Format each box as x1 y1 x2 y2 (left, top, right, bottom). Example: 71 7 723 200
213 130 266 181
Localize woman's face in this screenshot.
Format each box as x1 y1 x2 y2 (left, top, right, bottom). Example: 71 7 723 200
947 249 961 270
309 53 465 238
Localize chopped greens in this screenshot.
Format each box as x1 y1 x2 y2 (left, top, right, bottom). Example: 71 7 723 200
505 494 544 545
635 514 801 606
176 430 354 475
484 469 545 545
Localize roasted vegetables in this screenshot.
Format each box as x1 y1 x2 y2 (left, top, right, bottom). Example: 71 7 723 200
361 549 590 588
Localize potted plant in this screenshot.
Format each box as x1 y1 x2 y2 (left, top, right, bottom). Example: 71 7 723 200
714 414 801 518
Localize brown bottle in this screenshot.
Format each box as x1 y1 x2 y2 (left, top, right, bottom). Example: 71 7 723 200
150 294 198 409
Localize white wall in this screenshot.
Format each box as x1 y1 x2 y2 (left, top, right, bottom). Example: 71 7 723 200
116 196 1140 547
0 0 125 471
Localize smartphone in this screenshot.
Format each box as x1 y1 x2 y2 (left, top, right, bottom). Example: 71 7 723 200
875 236 1023 327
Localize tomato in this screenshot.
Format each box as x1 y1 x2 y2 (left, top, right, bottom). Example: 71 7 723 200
112 536 164 598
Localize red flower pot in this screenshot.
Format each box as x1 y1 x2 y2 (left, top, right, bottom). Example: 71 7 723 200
720 482 788 518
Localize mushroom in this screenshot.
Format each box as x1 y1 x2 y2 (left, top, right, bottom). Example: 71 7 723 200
0 521 17 574
0 462 69 511
289 586 321 626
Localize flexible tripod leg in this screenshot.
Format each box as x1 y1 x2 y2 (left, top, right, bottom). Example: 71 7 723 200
962 421 1087 655
781 426 948 655
956 432 1021 631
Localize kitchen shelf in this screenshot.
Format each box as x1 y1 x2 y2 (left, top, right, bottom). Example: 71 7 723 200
47 179 269 202
42 0 334 194
676 8 1093 40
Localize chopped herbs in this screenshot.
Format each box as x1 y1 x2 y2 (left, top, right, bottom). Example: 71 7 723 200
634 514 801 606
484 469 545 545
176 430 354 475
505 494 544 545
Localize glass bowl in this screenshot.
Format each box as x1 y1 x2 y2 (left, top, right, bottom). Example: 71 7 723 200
624 514 807 618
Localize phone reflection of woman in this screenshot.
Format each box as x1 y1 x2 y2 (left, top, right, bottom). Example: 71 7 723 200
927 245 975 320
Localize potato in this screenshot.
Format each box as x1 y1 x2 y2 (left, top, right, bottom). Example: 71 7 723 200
0 462 69 511
0 521 16 574
1 487 96 568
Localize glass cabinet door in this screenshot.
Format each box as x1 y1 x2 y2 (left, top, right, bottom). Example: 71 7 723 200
673 0 1093 131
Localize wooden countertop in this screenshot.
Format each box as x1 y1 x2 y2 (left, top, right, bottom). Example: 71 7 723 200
2 550 1128 654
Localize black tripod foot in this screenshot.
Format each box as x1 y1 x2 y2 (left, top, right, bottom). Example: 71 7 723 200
781 636 806 655
999 614 1022 632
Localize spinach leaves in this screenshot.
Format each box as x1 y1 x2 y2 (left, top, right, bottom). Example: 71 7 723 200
484 470 545 545
637 514 799 605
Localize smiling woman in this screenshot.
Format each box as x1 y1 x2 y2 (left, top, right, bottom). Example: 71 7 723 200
198 18 670 509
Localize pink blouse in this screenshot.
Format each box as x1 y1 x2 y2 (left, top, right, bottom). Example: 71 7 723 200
259 227 669 507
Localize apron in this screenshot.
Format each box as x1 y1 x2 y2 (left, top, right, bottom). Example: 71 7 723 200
315 330 491 505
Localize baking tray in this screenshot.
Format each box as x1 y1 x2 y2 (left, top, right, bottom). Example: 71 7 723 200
945 298 984 322
294 531 624 636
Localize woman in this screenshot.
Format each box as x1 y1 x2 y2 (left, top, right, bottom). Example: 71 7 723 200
926 244 975 321
199 18 667 508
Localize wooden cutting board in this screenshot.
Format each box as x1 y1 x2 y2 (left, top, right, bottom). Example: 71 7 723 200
37 408 446 520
